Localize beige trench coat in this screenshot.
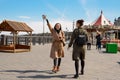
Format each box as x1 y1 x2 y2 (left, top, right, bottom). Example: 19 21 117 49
47 23 65 59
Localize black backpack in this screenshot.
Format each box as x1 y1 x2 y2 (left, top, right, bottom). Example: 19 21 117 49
75 29 87 46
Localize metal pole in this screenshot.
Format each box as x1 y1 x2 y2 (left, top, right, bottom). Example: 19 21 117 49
29 32 32 51
42 15 46 45
43 18 45 45
13 32 16 53
66 28 69 40
73 20 75 31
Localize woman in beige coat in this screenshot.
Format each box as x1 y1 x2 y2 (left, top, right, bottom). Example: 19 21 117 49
45 17 65 73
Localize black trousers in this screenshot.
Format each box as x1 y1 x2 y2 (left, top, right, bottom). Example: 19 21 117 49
74 59 85 75
53 58 61 66
87 43 91 50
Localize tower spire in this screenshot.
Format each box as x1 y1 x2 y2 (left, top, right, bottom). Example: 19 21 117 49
101 10 103 14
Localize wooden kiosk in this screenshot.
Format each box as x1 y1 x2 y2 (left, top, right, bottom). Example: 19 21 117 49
0 20 33 53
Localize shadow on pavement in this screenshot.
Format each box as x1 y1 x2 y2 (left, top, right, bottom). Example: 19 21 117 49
17 74 73 79
102 51 107 53
117 62 120 65
101 51 118 54
0 70 53 74
0 70 74 79
101 50 111 54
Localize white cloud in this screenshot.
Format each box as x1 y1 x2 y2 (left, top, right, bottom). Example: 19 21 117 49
79 0 97 24
80 0 86 5
26 19 91 34
26 19 73 34
47 4 61 16
27 21 43 34
79 0 90 20
84 21 91 25
18 16 31 19
47 3 67 20
52 19 73 31
0 19 90 35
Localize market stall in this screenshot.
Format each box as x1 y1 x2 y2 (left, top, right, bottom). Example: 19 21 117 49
101 29 120 51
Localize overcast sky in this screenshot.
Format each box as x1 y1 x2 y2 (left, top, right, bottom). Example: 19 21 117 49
0 0 119 33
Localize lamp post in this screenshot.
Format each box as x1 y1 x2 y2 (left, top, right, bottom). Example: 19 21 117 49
66 27 69 40
42 15 46 45
73 20 75 31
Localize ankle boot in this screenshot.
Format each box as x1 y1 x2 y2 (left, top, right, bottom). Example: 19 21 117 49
56 66 60 72
80 70 84 75
73 74 79 78
52 66 57 72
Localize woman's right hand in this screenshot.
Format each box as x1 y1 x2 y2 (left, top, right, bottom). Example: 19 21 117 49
42 15 49 24
42 15 47 20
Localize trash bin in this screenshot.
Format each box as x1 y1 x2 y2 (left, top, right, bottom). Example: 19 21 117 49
106 43 118 53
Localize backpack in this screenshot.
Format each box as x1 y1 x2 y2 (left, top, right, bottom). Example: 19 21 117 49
74 29 87 46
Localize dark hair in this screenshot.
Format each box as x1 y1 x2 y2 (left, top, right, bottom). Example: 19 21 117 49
77 19 84 27
54 23 62 33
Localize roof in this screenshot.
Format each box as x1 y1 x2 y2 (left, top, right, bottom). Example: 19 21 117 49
91 11 113 26
0 20 33 32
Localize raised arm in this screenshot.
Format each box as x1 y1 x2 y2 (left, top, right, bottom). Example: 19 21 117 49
46 19 53 33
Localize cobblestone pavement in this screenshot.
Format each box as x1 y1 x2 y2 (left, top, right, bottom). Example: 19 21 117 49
0 44 120 80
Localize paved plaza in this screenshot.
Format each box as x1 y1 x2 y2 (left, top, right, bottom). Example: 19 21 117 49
0 44 120 80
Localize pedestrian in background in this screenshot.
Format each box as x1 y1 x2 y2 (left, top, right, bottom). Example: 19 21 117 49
96 31 102 50
87 37 92 50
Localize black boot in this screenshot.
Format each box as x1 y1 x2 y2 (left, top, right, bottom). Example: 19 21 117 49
80 60 85 75
81 70 84 75
73 74 79 78
73 60 79 78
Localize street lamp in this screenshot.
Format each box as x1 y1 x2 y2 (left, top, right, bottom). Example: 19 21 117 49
73 20 75 31
42 15 46 45
66 27 69 40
